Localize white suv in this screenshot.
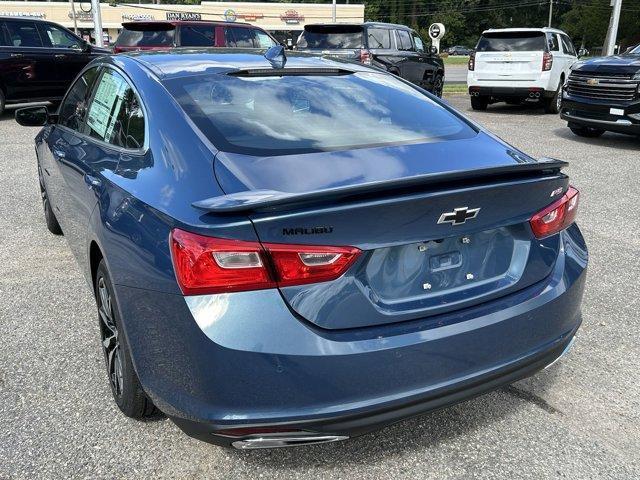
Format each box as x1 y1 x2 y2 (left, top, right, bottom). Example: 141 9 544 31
467 28 577 113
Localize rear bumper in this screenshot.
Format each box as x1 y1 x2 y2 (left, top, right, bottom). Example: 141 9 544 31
561 94 640 135
114 225 588 448
469 85 555 99
467 71 555 94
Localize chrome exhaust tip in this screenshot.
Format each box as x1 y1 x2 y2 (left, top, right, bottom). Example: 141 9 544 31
232 434 349 450
544 337 576 370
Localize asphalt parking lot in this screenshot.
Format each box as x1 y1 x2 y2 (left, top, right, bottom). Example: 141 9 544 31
1 95 639 479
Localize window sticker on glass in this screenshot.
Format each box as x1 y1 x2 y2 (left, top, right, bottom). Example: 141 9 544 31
87 71 128 141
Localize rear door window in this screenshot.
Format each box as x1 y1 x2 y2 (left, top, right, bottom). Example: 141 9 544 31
84 69 145 149
560 35 576 56
476 32 547 52
255 30 276 48
179 24 215 47
412 32 425 53
297 25 363 49
396 30 413 51
115 25 175 47
367 28 391 49
4 20 43 47
225 27 256 48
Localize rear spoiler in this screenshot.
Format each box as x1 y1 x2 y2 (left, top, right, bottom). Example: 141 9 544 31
193 158 568 214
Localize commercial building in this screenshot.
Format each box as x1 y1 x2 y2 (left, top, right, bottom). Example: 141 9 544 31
0 1 365 46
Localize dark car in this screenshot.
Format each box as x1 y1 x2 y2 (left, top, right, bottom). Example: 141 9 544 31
561 44 640 137
113 20 278 54
0 16 109 115
448 45 471 56
295 22 445 96
16 47 587 449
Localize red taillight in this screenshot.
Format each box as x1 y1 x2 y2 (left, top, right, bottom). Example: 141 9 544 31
468 52 475 71
359 49 372 65
170 229 361 295
542 52 553 71
265 243 360 287
530 186 580 239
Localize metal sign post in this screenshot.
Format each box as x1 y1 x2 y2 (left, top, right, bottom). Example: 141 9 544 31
604 0 622 56
69 0 79 35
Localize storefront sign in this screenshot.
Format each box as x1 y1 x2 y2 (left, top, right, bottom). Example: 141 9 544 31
68 11 93 22
280 10 304 24
0 11 46 18
238 13 263 22
122 13 155 21
166 12 201 21
223 9 236 22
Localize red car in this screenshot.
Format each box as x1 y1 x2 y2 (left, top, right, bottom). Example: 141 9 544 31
113 21 279 53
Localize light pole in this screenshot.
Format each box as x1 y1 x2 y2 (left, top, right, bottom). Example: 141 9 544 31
548 0 553 28
604 0 622 56
69 0 78 34
91 0 104 47
332 0 336 23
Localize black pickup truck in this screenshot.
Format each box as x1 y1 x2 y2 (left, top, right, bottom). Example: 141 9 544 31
561 44 640 137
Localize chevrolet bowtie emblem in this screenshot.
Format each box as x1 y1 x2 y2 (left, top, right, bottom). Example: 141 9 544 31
586 78 599 86
437 207 481 226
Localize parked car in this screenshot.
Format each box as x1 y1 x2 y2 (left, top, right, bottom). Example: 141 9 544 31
16 47 587 449
467 28 577 113
113 20 278 53
448 45 471 56
0 16 109 115
561 43 640 138
295 22 445 96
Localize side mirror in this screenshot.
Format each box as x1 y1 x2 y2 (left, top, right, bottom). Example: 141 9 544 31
429 45 438 55
82 41 92 53
15 106 51 127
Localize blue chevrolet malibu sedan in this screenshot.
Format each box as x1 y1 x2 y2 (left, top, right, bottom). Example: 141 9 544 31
16 47 588 449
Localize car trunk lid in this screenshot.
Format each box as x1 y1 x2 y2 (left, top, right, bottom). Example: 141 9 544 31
205 137 568 330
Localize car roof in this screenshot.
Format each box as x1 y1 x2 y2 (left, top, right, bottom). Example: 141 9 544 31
122 20 256 28
117 48 375 80
482 27 567 35
304 22 412 31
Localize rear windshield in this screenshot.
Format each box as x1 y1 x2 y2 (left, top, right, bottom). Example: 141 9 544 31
164 72 476 155
297 25 363 49
115 25 175 47
476 32 546 52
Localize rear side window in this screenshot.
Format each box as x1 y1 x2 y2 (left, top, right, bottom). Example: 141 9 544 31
180 24 215 47
115 26 175 47
4 20 43 47
59 67 100 131
297 25 363 49
84 69 145 149
225 27 256 48
164 71 476 156
396 30 413 51
412 32 425 52
367 28 391 49
476 32 546 52
547 33 559 52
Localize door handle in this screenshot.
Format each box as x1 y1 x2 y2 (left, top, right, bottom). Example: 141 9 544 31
54 54 66 59
52 149 66 159
84 174 102 189
10 53 23 58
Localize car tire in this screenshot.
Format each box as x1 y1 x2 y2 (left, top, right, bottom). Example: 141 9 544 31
569 125 605 138
543 82 563 114
431 73 444 98
38 164 63 235
95 260 159 419
471 95 489 111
